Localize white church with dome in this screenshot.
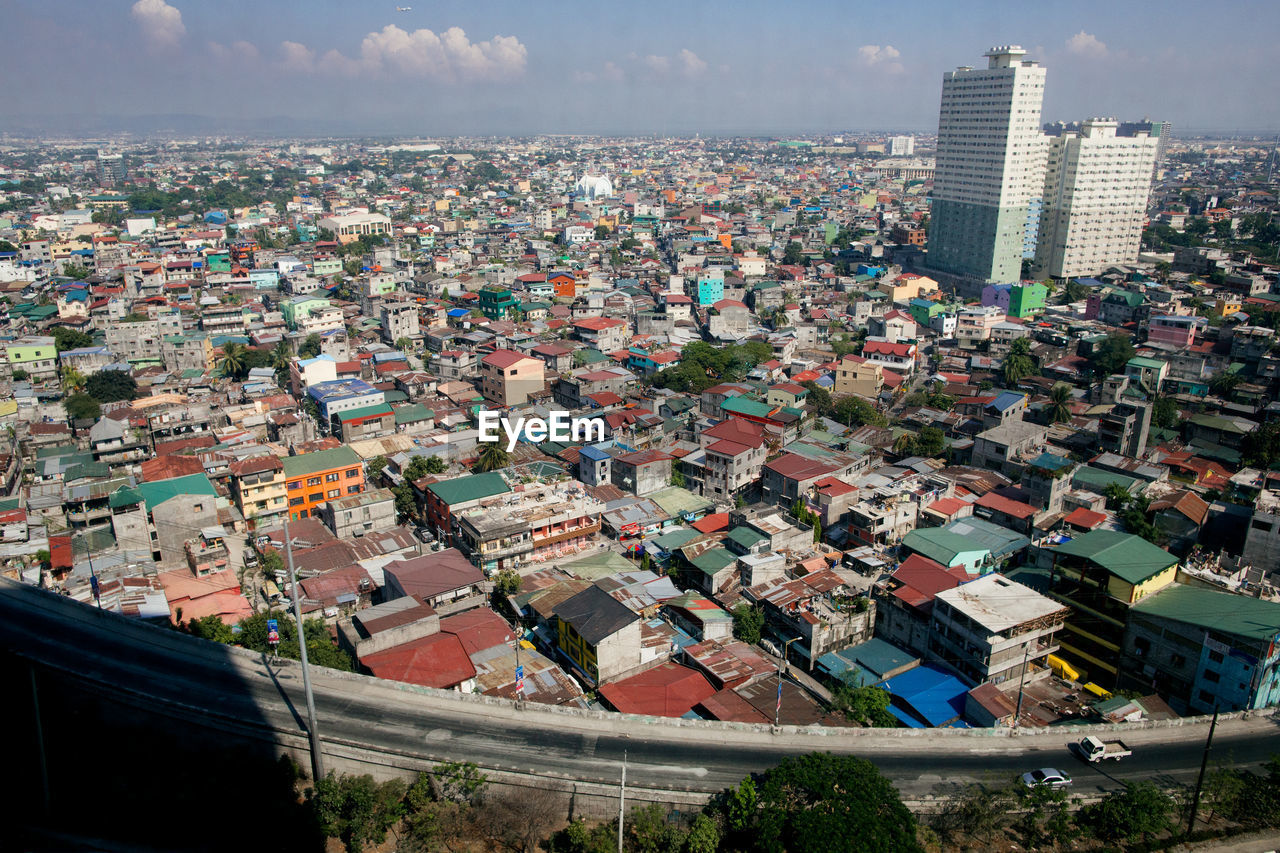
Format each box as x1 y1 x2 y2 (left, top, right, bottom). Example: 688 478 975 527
575 173 613 200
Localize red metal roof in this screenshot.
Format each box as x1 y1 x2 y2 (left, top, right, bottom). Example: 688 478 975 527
360 632 477 689
598 662 716 717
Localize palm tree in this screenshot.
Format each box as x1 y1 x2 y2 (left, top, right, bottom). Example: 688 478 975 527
1047 383 1073 424
60 364 86 393
269 340 292 371
892 433 917 457
219 342 247 379
474 444 511 473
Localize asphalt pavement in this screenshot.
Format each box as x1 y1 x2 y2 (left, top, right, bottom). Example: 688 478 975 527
3 578 1278 800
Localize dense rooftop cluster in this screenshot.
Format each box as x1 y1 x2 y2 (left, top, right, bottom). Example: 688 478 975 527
0 122 1278 729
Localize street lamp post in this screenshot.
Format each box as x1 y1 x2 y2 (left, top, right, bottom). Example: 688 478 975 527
776 637 800 727
283 512 325 782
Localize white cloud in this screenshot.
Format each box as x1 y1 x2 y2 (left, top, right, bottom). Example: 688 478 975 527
640 49 709 78
602 61 624 82
857 44 901 67
276 25 526 82
677 48 707 76
131 0 185 49
279 40 316 73
1065 31 1108 57
643 54 670 74
208 40 259 63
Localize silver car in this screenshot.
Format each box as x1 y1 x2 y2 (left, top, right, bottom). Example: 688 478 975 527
1022 768 1072 789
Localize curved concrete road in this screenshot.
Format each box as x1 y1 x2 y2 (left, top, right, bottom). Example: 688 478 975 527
3 579 1278 801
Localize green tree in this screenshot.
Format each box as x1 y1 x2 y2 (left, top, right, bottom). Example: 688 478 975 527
718 753 922 853
1078 780 1173 843
235 610 354 671
51 326 94 352
269 339 293 372
832 395 886 428
424 455 446 475
394 336 413 353
10 368 28 382
1103 481 1132 511
183 614 235 644
1047 382 1074 424
298 333 322 359
1210 370 1244 397
1242 420 1280 469
783 241 804 265
474 443 511 472
892 433 917 457
392 482 417 521
85 368 137 402
64 393 101 421
493 568 522 597
219 342 249 379
1063 280 1090 303
593 224 610 240
1002 337 1037 386
1090 332 1136 379
366 455 388 482
915 425 946 458
60 364 87 393
732 603 764 645
830 680 897 727
1153 397 1180 430
308 773 407 853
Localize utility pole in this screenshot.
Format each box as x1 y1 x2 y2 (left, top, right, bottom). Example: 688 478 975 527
284 512 325 782
1013 641 1033 727
617 748 627 853
1187 705 1220 836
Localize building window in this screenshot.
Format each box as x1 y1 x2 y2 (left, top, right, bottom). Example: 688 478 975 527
346 468 360 478
1208 650 1225 664
307 476 321 486
1202 669 1221 683
325 472 340 482
289 497 304 507
309 492 323 503
347 485 361 494
327 489 340 498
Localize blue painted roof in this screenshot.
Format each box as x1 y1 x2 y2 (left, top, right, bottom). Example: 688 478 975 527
988 391 1025 412
579 446 610 461
881 664 969 728
447 308 470 318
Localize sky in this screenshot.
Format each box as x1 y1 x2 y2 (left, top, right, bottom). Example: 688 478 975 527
3 0 1278 137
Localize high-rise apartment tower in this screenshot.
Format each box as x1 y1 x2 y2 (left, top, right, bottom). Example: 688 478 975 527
1033 119 1157 279
927 46 1047 285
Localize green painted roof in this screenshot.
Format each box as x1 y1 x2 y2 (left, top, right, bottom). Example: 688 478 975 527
650 528 701 551
282 446 361 478
425 471 510 506
1073 466 1140 494
725 525 768 551
1134 584 1280 643
1052 529 1177 585
136 473 217 512
560 549 634 580
721 396 775 419
902 527 988 566
335 402 394 422
1188 414 1250 435
688 547 738 576
108 485 144 508
1126 356 1168 370
393 403 434 425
